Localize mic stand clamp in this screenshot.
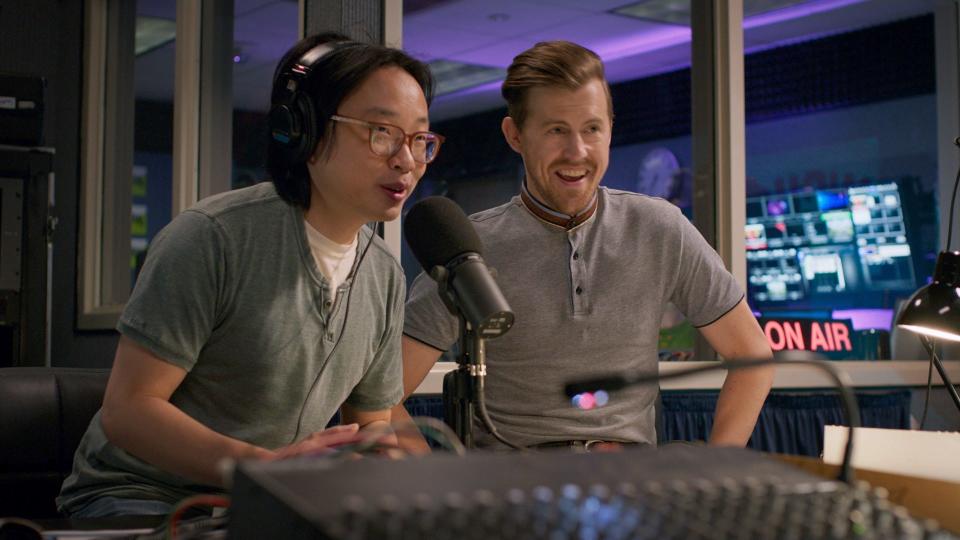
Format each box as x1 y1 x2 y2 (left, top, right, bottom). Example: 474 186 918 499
440 316 490 449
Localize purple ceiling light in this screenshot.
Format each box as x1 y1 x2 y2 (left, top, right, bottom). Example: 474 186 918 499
591 26 690 64
744 0 868 29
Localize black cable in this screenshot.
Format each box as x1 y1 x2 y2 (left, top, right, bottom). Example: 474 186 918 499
453 327 526 451
565 358 861 485
920 338 935 429
291 222 380 443
475 371 526 451
948 136 960 250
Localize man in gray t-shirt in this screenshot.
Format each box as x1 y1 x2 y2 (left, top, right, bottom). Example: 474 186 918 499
58 34 446 516
394 41 773 451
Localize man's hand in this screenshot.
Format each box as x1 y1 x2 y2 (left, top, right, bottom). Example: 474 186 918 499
269 424 363 459
358 420 405 459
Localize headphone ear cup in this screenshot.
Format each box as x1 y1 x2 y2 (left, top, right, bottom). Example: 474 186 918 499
267 91 318 165
291 92 318 164
268 102 297 147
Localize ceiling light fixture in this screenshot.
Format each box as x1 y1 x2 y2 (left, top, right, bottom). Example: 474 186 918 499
134 16 176 56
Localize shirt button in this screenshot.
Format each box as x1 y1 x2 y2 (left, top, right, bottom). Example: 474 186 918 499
572 252 580 260
324 300 332 308
327 332 335 340
575 286 583 295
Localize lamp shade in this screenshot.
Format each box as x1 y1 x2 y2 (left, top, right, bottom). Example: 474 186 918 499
896 251 960 342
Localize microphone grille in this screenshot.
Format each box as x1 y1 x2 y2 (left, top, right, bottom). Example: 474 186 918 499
404 197 484 271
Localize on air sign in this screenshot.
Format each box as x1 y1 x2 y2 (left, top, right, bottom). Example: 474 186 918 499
758 318 855 355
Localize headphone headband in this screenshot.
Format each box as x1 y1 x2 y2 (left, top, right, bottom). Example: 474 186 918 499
295 44 334 72
282 43 334 93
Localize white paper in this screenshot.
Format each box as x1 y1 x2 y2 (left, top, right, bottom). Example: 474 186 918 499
823 425 960 482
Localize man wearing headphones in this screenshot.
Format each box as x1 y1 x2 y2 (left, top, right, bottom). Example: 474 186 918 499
58 33 443 517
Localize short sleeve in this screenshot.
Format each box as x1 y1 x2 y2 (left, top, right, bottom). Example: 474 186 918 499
669 211 744 327
344 271 405 411
403 270 459 351
117 210 226 371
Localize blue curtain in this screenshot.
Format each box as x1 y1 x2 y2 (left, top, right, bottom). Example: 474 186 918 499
405 395 444 418
404 390 911 456
660 390 911 456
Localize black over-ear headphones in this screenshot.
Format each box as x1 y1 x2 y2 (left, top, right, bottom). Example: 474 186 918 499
267 43 337 165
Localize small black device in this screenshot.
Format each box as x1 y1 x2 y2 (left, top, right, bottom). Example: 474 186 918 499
0 73 46 146
0 147 53 367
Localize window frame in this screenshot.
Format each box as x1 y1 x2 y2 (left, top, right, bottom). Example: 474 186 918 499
77 0 233 329
78 0 135 329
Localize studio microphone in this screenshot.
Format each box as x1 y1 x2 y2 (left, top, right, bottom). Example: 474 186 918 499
404 197 514 337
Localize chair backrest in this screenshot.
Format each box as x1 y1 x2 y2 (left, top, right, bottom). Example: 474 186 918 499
0 367 109 519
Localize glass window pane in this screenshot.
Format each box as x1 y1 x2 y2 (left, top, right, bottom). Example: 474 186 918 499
402 1 698 359
232 1 298 191
742 0 950 360
132 0 175 286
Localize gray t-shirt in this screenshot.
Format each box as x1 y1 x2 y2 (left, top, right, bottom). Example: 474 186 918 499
58 182 404 513
404 187 742 447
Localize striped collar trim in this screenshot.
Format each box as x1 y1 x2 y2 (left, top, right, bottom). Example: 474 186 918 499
520 182 599 230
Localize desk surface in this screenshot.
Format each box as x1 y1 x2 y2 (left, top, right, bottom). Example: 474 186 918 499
412 360 960 394
33 516 162 539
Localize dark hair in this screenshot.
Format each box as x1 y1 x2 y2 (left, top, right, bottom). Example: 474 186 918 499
267 33 435 208
501 40 612 129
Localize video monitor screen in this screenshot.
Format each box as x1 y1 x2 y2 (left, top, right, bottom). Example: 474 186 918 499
745 180 930 311
816 191 849 212
800 249 846 293
766 198 789 216
747 200 764 218
851 204 872 225
745 223 766 250
792 194 818 214
849 193 876 209
786 222 805 238
823 211 854 243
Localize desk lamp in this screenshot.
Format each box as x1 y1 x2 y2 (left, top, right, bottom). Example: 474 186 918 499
895 137 960 413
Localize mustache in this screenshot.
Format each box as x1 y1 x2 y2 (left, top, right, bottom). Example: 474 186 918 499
551 162 595 170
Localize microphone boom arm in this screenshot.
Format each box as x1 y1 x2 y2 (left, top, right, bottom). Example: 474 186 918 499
565 358 860 484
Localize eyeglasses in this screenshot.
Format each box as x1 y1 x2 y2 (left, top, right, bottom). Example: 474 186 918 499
329 114 445 164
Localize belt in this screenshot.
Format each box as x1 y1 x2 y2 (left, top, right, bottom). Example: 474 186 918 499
528 440 635 452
